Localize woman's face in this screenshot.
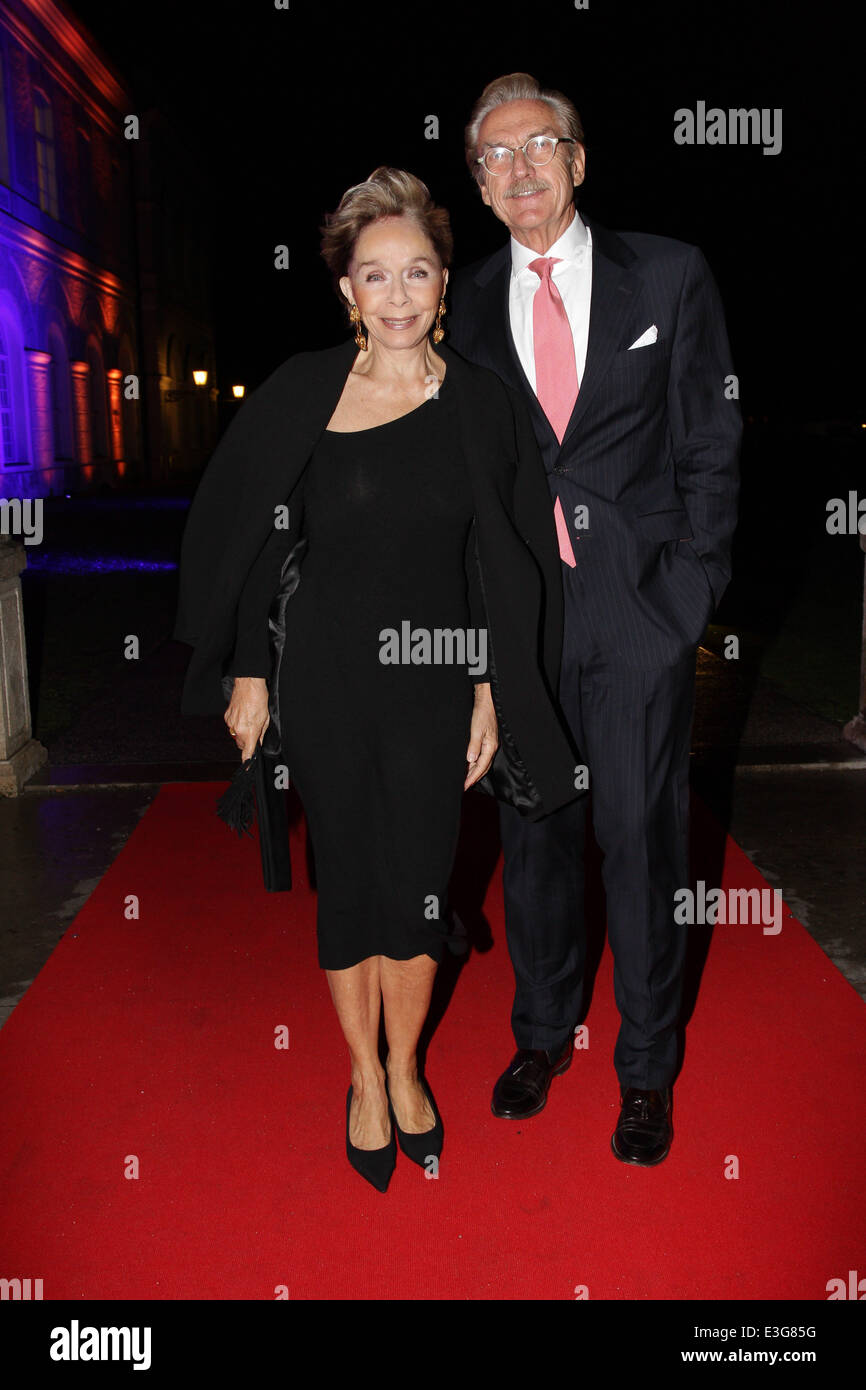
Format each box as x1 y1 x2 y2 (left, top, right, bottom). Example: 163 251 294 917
340 215 447 353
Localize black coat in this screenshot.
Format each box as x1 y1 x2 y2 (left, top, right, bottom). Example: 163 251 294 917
173 337 580 819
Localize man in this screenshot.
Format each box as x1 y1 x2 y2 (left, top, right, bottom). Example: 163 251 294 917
448 73 741 1164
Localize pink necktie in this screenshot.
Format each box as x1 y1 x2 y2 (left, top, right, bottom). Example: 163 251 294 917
529 257 578 567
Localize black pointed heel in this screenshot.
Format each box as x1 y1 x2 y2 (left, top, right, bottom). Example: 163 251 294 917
387 1078 443 1168
345 1086 396 1192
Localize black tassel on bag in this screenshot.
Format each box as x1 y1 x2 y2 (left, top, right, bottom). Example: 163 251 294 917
215 738 292 890
216 749 259 837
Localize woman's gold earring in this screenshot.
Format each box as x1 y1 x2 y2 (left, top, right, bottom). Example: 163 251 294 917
432 296 446 344
349 302 368 351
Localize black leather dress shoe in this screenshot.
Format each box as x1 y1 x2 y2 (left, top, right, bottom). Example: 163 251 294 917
611 1086 673 1166
491 1038 573 1119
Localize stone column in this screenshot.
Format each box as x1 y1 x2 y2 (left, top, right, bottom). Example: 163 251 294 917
69 360 92 464
107 367 125 473
0 537 47 795
24 349 54 476
843 532 866 751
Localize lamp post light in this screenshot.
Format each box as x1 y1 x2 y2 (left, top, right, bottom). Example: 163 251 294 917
164 369 208 403
162 370 211 476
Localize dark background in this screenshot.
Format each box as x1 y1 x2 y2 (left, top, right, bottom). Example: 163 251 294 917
69 0 859 419
29 0 857 740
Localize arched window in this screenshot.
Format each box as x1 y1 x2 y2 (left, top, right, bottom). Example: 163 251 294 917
33 89 59 218
0 325 14 464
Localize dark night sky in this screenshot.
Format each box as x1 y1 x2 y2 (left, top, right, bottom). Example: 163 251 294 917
68 0 860 419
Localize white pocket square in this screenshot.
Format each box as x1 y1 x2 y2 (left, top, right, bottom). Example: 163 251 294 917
628 325 658 350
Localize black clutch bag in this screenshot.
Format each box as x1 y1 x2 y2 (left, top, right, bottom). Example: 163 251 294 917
215 537 308 892
215 741 292 892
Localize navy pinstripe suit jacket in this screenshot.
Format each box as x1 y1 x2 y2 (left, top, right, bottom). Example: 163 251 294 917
448 214 743 669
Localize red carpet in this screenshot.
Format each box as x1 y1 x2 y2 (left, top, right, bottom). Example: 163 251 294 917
1 783 864 1300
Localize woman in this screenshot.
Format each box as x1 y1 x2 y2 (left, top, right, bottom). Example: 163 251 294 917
174 168 578 1192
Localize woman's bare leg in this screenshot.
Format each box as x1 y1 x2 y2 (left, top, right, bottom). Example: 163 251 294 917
326 958 390 1149
380 954 438 1133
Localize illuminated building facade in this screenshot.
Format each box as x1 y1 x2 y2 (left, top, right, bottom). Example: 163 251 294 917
0 0 217 499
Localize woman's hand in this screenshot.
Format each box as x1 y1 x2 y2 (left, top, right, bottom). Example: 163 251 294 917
464 682 498 789
224 676 270 761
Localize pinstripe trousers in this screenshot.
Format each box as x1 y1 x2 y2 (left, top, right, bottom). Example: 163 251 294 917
498 563 696 1090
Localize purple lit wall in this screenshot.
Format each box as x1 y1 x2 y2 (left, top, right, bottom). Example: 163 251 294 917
0 0 218 502
0 0 139 500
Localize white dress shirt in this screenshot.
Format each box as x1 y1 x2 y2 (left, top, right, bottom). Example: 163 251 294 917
509 210 592 394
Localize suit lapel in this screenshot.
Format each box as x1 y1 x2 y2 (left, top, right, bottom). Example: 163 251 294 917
501 272 559 448
475 216 644 458
469 248 559 448
559 220 643 449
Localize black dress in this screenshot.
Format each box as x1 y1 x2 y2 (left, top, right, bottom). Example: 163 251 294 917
234 378 487 969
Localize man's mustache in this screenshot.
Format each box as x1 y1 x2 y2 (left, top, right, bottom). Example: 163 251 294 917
504 179 551 198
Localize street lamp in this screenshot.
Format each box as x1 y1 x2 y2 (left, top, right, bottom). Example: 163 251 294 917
165 370 209 403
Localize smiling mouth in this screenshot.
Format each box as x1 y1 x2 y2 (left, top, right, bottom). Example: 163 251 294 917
507 185 549 199
381 316 418 328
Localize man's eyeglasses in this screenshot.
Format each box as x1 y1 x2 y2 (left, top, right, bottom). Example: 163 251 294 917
476 134 576 176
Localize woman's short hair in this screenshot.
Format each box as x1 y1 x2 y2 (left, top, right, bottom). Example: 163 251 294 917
464 72 585 185
320 167 453 305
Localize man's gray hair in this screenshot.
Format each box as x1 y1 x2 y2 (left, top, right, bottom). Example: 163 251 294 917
465 72 585 185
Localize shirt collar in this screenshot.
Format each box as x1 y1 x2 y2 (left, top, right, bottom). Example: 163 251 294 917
510 208 589 277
